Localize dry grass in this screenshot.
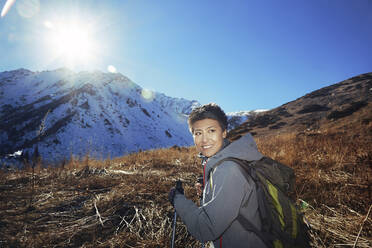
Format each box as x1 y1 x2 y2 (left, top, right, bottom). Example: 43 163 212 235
0 147 202 248
0 130 371 247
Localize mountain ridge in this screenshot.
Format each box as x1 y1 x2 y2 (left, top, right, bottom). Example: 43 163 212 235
228 72 372 140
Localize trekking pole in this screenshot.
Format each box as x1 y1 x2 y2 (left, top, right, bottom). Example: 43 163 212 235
171 210 177 248
200 204 205 248
198 177 206 248
171 180 182 248
200 195 205 248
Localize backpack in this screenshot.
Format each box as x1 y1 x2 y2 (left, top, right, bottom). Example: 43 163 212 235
211 156 311 248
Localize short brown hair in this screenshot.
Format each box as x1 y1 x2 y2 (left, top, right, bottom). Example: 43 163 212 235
188 103 228 132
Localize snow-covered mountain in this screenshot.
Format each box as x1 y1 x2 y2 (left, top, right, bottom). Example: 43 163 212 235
226 110 268 131
0 68 200 162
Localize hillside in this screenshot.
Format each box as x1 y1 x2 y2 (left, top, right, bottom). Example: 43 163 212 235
0 128 370 247
228 72 372 140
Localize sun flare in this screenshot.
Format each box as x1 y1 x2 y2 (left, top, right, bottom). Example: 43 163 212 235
52 26 93 60
44 18 99 68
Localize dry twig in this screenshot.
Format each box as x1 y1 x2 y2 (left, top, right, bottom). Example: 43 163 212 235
353 204 372 248
94 199 104 227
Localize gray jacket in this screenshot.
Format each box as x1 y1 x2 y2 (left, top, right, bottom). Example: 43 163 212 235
174 133 268 248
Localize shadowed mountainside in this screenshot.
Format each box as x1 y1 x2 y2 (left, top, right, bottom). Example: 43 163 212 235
228 72 372 140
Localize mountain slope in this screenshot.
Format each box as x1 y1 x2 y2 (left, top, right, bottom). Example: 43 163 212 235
0 68 200 162
228 72 372 139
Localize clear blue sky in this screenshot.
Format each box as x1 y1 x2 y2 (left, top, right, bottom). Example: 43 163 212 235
0 0 371 112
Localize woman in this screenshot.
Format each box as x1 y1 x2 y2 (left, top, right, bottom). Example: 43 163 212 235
169 103 267 248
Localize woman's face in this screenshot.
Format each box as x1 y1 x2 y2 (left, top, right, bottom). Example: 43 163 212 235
191 118 227 157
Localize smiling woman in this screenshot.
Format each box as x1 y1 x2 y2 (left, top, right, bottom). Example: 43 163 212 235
44 18 99 68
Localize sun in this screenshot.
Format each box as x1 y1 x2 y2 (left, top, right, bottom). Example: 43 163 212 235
51 25 94 60
44 18 99 68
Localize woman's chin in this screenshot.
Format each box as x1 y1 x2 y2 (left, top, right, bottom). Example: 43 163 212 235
201 150 216 158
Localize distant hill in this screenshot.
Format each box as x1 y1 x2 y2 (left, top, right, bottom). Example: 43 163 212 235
0 68 200 162
228 72 372 140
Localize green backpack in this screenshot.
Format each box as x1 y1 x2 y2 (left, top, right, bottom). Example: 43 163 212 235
212 156 311 248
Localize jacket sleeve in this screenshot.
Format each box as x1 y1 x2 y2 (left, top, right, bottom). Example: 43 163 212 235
174 161 253 242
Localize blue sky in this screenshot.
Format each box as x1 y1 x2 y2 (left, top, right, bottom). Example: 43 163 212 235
0 0 371 112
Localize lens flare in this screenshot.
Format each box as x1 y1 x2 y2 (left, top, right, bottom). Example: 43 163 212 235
141 89 155 102
43 21 54 29
1 0 16 18
7 33 16 42
107 65 117 73
16 0 40 18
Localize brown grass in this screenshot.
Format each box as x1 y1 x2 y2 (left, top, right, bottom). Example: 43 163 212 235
0 130 371 247
0 147 202 248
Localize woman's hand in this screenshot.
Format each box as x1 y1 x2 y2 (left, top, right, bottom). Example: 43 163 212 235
195 182 203 197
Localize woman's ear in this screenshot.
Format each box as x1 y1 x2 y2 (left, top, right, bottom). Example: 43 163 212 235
189 127 194 134
222 129 227 138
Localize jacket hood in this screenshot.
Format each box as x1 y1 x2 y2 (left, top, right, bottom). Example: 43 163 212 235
205 133 263 175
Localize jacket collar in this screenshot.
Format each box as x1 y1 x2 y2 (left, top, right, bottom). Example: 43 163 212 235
204 133 263 176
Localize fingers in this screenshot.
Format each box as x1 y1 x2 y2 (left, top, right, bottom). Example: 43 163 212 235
195 183 202 196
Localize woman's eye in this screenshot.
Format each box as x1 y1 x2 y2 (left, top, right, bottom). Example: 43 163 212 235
194 131 201 136
209 129 216 133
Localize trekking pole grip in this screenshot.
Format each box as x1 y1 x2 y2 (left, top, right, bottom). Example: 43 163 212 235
171 180 182 248
175 180 182 191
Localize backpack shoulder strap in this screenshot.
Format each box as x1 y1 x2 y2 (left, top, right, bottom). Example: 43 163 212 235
207 157 256 179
